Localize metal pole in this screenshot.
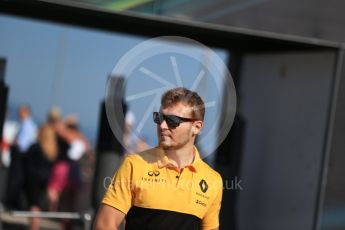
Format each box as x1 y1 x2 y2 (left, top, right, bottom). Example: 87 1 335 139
11 211 81 219
0 202 4 230
82 212 92 230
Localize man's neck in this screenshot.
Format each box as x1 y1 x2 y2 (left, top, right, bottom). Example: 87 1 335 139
21 115 30 122
164 144 195 170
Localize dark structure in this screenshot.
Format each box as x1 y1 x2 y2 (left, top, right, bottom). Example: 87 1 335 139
93 77 126 209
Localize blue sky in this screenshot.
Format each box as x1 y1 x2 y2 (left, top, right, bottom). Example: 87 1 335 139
0 13 230 157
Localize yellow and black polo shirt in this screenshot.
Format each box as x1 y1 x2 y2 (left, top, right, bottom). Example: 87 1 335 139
102 146 223 230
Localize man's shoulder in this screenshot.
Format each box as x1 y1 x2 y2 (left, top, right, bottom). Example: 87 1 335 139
124 147 161 165
198 160 223 182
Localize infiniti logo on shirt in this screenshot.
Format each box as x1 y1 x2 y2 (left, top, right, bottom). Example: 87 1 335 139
148 170 160 177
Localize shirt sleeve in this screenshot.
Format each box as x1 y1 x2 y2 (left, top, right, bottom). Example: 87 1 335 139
201 176 223 230
102 156 134 215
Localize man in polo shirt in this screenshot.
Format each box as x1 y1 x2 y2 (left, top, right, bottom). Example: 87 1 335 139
94 87 223 230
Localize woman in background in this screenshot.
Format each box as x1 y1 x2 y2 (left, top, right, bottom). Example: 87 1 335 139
24 124 58 230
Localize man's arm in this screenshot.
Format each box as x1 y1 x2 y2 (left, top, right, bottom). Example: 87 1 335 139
93 204 125 230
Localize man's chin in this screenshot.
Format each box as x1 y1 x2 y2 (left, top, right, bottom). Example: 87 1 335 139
159 142 173 149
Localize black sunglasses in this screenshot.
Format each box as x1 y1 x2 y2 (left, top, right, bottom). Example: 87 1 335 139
153 112 198 128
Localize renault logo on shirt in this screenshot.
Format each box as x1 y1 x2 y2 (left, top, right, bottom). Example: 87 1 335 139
148 170 160 177
199 179 208 193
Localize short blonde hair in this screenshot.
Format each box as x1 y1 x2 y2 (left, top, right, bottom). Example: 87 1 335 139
161 87 205 120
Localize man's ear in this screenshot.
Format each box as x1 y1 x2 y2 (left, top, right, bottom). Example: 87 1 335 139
193 121 204 135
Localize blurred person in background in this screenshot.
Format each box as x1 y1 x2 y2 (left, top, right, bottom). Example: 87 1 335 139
123 110 137 154
47 106 70 161
123 111 150 154
64 114 91 161
47 111 91 229
16 104 38 153
24 124 58 230
134 136 150 153
64 114 94 212
1 107 19 168
5 104 38 209
45 107 73 211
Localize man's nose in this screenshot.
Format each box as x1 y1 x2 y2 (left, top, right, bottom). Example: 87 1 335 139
159 119 169 129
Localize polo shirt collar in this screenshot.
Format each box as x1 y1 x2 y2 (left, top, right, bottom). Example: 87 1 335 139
157 146 201 172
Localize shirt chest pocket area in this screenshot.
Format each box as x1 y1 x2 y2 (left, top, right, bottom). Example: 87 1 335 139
132 169 169 208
